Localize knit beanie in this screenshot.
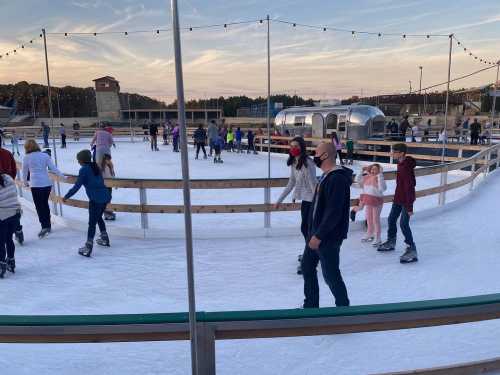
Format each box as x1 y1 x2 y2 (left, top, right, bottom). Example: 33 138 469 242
77 149 92 164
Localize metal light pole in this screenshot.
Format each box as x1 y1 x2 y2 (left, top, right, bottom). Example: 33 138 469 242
265 14 271 229
418 66 423 115
42 29 62 216
56 92 61 119
127 93 134 142
170 1 198 374
409 80 412 94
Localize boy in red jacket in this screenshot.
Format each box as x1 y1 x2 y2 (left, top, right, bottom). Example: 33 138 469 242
377 143 418 263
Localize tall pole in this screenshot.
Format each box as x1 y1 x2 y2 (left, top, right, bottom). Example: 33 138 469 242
265 14 271 229
442 34 453 162
409 80 412 94
419 66 423 115
56 92 61 119
127 93 134 142
170 1 198 374
491 62 499 129
42 29 62 216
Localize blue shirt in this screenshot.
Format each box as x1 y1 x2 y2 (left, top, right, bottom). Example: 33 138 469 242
64 164 111 204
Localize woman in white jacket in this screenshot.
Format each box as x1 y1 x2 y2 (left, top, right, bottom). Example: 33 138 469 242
275 136 318 245
0 172 21 278
353 163 386 245
22 139 64 238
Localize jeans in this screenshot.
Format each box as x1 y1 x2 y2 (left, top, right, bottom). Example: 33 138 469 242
87 201 107 242
61 134 67 148
31 186 52 229
300 201 312 242
387 203 415 247
43 134 49 148
301 241 350 308
0 214 19 261
173 136 179 152
150 135 158 150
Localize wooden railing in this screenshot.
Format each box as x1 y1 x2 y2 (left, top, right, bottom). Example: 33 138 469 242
13 141 499 232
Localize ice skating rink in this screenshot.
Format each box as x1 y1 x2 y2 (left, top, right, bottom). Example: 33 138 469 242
3 139 500 374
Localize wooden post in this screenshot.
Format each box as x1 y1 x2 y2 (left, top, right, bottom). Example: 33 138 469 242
484 151 491 177
458 147 463 159
196 323 216 375
139 187 148 235
438 167 448 206
470 161 476 191
389 144 394 164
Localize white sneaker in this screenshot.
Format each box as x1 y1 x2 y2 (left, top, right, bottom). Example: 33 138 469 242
361 236 374 243
372 239 382 247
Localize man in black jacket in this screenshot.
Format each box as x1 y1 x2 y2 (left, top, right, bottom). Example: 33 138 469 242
301 142 352 308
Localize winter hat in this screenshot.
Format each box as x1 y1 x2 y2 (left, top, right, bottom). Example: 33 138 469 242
392 143 407 153
77 149 92 164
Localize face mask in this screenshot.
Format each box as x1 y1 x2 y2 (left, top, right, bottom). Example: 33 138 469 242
289 147 301 157
313 153 326 168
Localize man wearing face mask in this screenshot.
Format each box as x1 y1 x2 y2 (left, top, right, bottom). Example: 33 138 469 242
301 142 352 308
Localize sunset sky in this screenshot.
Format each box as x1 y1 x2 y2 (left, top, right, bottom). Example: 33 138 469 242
0 0 499 103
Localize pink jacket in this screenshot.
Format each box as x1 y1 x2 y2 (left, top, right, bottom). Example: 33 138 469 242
91 130 114 150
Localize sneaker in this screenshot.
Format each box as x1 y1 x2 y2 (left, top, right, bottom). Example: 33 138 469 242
377 239 396 252
78 241 93 257
296 264 303 275
400 247 418 263
350 209 356 222
96 233 110 247
372 239 382 247
15 230 24 245
6 258 15 273
38 227 51 239
0 262 6 278
361 236 374 243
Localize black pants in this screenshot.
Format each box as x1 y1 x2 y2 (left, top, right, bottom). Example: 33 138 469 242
196 142 207 157
31 186 52 229
150 135 158 150
173 136 179 152
300 201 312 242
88 201 107 242
61 134 67 148
0 214 19 261
301 241 349 308
470 133 479 145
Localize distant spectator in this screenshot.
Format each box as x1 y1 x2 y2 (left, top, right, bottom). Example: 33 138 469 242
72 121 80 141
40 122 50 148
59 124 67 148
10 129 20 156
399 115 410 141
193 124 207 160
247 130 257 154
470 118 481 145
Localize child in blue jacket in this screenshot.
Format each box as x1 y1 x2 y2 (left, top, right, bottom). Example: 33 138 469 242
63 149 111 257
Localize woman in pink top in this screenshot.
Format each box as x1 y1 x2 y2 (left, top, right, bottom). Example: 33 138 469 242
352 163 386 245
91 124 114 165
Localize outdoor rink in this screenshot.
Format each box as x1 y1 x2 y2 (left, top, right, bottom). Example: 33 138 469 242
3 137 500 374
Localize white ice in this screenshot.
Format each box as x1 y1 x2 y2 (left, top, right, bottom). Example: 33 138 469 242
2 137 499 374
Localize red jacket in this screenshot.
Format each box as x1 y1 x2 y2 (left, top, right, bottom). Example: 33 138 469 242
0 148 17 179
394 156 416 212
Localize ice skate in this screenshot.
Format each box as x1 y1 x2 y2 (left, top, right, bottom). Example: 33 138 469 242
296 264 303 275
377 239 396 252
15 230 24 245
38 227 51 239
400 246 418 263
0 262 6 279
372 239 382 247
96 232 110 247
361 236 374 243
6 258 15 273
350 209 356 222
78 241 93 257
104 211 116 221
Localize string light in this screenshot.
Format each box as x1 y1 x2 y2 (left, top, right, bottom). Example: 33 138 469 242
453 35 496 65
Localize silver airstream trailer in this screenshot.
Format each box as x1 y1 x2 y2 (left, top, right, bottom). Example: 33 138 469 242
274 104 386 141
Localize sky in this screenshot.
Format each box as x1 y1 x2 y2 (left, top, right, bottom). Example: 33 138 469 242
0 0 499 103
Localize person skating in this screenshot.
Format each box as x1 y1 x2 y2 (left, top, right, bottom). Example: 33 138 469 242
247 130 257 154
63 150 111 257
59 124 67 148
207 120 218 156
90 123 114 165
235 127 243 153
470 118 481 145
193 124 208 159
275 137 317 275
301 142 351 308
226 127 234 152
22 139 64 238
377 143 418 263
0 172 21 278
172 124 180 152
100 154 116 221
10 130 20 156
40 122 50 148
213 134 224 163
0 135 24 244
149 122 159 151
72 121 80 141
352 164 386 246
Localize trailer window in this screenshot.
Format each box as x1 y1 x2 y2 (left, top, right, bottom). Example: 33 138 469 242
338 122 346 132
294 116 305 127
326 114 337 130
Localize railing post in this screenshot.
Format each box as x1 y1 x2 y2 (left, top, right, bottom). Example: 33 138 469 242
438 167 448 206
16 169 23 198
484 151 491 177
264 183 271 228
389 144 394 164
458 147 463 159
139 187 148 236
51 185 59 216
469 160 476 191
196 322 216 375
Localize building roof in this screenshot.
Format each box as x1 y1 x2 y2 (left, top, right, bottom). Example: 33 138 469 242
93 76 118 82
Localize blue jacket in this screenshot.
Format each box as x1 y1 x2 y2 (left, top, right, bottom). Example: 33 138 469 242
235 129 243 141
64 164 111 204
308 167 353 244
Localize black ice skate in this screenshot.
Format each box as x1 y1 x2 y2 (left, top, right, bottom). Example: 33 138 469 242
350 209 356 222
38 227 51 239
15 230 24 245
400 246 418 264
104 211 116 221
6 258 15 273
96 233 110 247
377 239 396 252
78 241 93 257
0 262 6 278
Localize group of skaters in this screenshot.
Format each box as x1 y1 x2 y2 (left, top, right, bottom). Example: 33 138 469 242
276 136 417 308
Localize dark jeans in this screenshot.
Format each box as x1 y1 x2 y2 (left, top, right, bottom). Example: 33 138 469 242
470 133 479 145
387 203 415 247
150 135 158 150
196 142 207 157
247 141 256 153
300 201 312 242
301 241 350 308
173 136 179 152
0 214 19 261
88 201 107 242
61 134 67 148
43 134 49 148
31 186 52 229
